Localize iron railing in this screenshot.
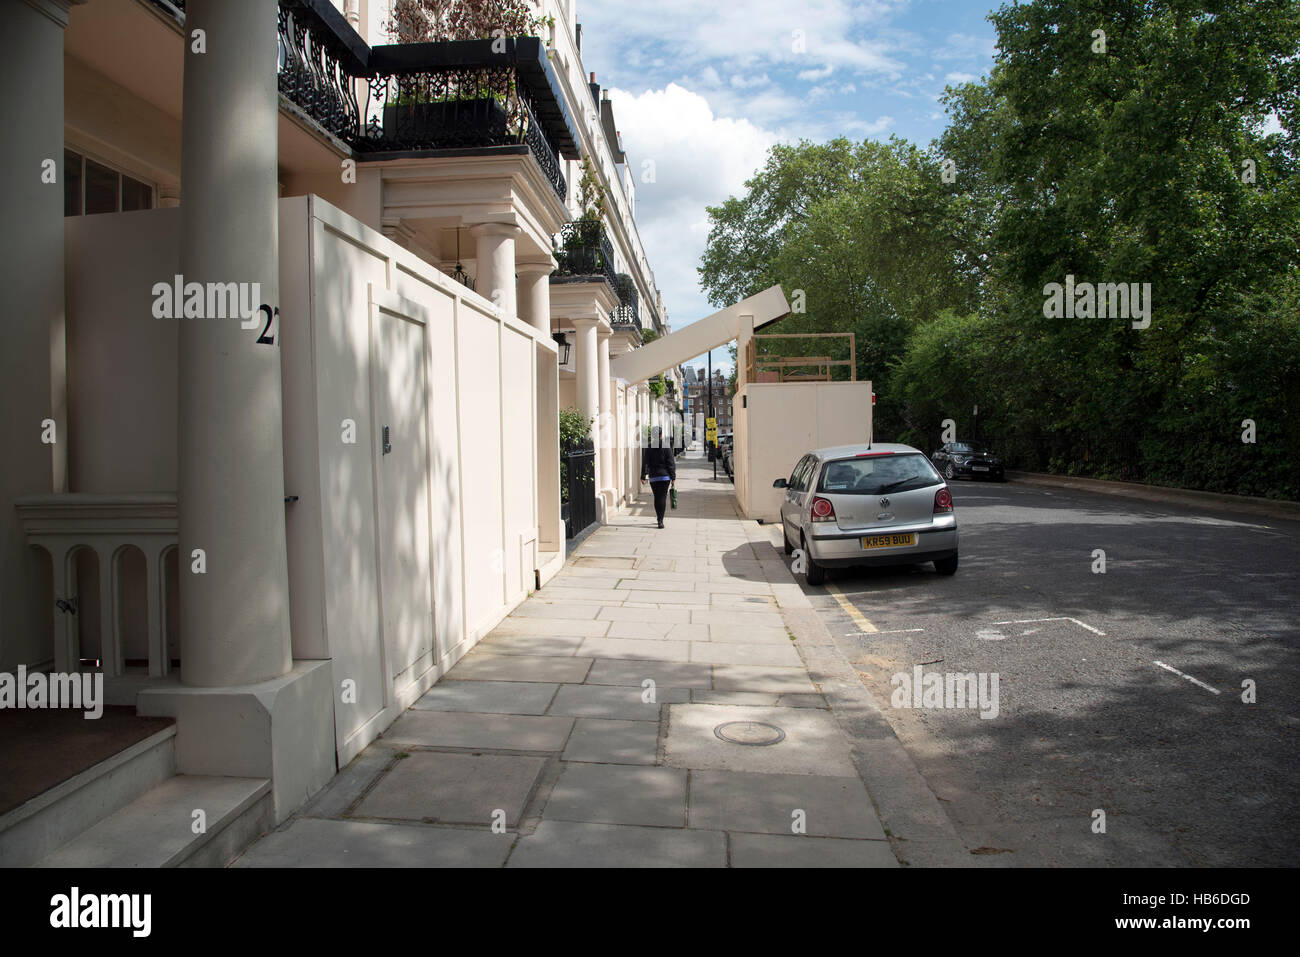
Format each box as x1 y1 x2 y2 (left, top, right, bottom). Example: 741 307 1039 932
278 3 362 143
272 4 574 198
611 273 640 329
553 221 618 293
561 441 597 539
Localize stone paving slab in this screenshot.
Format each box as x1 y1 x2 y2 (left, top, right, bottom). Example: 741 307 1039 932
234 818 512 868
380 711 574 751
576 637 692 662
562 718 660 765
443 653 593 684
475 634 584 657
605 621 676 639
597 605 692 624
729 833 897 868
510 602 602 620
691 690 827 709
620 591 709 606
300 747 392 819
354 752 546 827
411 680 558 716
663 704 858 776
707 624 792 644
507 821 726 867
548 682 690 720
688 641 803 667
688 769 886 839
490 617 610 637
544 763 688 827
584 658 713 689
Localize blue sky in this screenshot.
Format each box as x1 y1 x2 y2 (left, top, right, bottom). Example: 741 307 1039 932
574 0 1001 372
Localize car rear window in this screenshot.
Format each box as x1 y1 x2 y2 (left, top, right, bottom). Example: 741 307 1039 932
817 453 943 495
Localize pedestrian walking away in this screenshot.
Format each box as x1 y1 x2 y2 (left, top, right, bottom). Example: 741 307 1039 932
641 426 676 528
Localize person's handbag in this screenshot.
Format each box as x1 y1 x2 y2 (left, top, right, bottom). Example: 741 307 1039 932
670 487 678 509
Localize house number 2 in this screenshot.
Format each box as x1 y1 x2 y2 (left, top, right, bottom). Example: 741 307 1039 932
255 304 279 345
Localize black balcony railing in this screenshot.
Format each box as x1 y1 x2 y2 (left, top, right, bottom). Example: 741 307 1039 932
270 3 577 199
611 273 640 330
358 39 575 198
552 220 618 292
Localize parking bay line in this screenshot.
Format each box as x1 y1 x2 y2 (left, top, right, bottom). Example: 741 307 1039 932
1153 660 1221 695
827 584 878 634
992 616 1106 636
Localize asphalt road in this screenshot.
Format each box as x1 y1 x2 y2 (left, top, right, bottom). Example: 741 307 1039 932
787 478 1300 867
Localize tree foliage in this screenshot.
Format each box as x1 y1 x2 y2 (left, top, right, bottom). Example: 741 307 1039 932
699 0 1300 498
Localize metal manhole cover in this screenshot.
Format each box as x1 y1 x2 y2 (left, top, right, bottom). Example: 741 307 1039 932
713 721 786 746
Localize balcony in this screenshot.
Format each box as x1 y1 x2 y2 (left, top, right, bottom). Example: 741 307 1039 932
273 2 579 198
552 220 618 293
611 273 640 331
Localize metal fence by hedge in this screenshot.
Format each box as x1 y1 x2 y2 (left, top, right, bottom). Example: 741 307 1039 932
562 441 597 539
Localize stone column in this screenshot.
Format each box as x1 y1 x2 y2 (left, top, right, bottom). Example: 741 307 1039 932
572 318 601 488
470 222 520 318
178 0 291 687
597 329 614 500
516 259 555 335
0 0 80 671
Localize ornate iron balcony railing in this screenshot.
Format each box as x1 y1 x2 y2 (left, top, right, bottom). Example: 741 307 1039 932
553 220 619 293
612 272 640 330
271 4 576 199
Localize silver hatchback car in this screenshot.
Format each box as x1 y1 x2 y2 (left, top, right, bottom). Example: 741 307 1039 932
774 443 958 585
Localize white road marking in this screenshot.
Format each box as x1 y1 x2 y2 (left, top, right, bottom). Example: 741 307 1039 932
976 629 1006 641
875 628 926 634
1153 660 1221 695
992 616 1106 636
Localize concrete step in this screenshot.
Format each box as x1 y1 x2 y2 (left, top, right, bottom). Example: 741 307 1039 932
0 725 176 868
36 775 273 868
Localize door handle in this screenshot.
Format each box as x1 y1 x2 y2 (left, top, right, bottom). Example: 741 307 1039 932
382 425 392 455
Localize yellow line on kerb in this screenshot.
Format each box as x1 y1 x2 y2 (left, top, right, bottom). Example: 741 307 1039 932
827 584 878 633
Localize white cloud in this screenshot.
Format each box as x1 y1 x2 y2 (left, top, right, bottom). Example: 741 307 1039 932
798 64 836 81
944 71 976 84
608 84 781 329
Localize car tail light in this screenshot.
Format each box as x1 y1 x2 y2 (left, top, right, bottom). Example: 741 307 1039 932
810 497 836 523
934 487 953 513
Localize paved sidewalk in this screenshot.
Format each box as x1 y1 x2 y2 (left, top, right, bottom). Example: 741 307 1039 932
234 452 900 867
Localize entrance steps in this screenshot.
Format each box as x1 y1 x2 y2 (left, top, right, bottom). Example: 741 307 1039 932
0 724 271 867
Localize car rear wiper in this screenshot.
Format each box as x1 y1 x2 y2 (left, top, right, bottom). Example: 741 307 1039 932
876 475 923 493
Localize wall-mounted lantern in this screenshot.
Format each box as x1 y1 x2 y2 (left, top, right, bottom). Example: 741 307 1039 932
552 332 571 365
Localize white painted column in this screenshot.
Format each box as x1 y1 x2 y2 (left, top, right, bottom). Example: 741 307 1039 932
516 259 555 335
178 0 292 688
0 0 79 671
597 329 614 500
572 318 601 486
470 222 521 318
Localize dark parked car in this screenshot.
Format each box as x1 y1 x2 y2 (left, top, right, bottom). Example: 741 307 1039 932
930 441 1006 481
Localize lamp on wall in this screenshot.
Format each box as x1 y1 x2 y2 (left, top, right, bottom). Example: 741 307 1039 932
451 228 474 290
552 332 571 365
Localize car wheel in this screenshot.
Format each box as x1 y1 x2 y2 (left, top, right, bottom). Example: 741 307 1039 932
944 463 955 481
934 555 959 576
801 534 827 586
782 523 793 555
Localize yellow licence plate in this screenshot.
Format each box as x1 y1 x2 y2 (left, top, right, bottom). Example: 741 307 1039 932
860 533 916 549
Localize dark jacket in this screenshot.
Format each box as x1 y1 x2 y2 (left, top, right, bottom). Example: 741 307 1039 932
641 446 676 481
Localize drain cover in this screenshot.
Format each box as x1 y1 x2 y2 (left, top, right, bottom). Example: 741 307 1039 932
714 721 786 746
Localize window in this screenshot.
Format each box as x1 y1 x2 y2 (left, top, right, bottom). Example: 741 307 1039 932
817 453 942 495
64 148 153 217
787 456 807 489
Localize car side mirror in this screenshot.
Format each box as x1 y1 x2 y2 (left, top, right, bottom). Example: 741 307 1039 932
772 478 788 488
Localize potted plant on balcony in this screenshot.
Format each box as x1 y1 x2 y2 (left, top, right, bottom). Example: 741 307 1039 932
558 158 606 273
381 0 553 145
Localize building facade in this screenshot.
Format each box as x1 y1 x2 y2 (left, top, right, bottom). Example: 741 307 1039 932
0 0 680 865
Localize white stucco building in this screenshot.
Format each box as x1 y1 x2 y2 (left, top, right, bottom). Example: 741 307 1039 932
0 0 684 866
